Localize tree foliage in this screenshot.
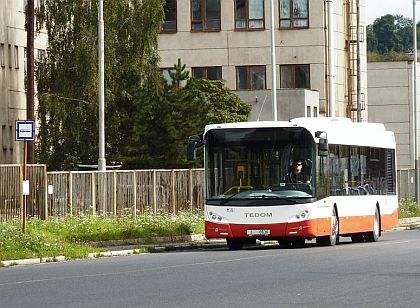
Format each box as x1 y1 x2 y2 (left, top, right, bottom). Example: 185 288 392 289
126 60 252 169
367 14 420 56
36 3 251 170
36 0 164 170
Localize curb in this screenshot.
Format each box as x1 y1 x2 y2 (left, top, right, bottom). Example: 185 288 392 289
2 218 420 268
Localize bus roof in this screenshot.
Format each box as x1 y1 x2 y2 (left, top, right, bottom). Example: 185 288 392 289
204 117 396 149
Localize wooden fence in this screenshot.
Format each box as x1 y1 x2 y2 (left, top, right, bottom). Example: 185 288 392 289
0 165 47 223
1 165 415 223
47 169 205 217
0 167 205 222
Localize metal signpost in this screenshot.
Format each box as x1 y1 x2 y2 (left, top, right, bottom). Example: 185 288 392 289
15 120 35 233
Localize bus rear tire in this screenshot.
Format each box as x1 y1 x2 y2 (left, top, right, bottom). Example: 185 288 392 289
226 238 244 250
364 208 380 242
317 207 339 246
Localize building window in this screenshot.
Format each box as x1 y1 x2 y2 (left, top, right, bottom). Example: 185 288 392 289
8 44 12 68
2 125 7 150
314 106 318 117
37 49 45 61
280 64 310 89
306 106 311 117
192 66 222 80
14 46 19 69
191 0 221 31
0 44 5 67
162 0 177 33
279 0 309 29
236 66 266 90
235 0 264 30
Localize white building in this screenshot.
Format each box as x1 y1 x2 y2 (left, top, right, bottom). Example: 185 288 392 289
1 0 367 163
159 0 368 121
0 0 47 163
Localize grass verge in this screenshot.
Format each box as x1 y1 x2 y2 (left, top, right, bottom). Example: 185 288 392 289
0 211 204 262
398 200 420 218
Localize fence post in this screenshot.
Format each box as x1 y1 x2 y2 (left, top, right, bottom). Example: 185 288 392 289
153 170 157 214
132 171 137 218
171 170 176 213
44 165 48 220
113 171 117 216
92 172 96 215
69 171 73 216
189 169 193 212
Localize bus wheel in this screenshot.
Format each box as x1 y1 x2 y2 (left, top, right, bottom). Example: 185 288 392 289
226 238 244 250
364 208 380 242
351 233 365 243
278 238 292 248
317 207 339 246
290 239 305 248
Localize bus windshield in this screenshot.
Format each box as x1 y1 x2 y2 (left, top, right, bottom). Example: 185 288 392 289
205 127 315 203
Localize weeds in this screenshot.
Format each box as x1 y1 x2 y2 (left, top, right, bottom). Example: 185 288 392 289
399 200 420 218
0 211 204 261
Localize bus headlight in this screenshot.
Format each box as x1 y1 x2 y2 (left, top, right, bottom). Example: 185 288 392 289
295 210 309 220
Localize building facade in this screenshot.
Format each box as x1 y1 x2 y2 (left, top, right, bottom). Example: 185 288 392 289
1 0 368 164
159 0 368 120
367 61 418 170
0 0 47 164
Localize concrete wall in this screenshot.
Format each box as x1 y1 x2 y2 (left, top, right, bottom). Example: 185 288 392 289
367 61 416 169
236 89 319 121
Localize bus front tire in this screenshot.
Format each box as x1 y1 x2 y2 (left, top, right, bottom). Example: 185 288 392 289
317 207 339 246
226 238 244 250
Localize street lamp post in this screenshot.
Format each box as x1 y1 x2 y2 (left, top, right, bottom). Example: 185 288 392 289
98 0 106 171
269 0 278 121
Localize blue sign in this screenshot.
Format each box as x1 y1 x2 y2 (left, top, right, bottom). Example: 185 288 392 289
16 121 35 141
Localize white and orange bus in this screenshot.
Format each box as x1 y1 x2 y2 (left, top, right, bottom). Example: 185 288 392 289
188 117 398 250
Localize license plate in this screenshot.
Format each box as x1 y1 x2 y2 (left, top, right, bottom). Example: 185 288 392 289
247 229 270 236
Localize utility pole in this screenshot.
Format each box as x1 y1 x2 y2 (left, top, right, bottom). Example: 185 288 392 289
98 0 106 171
26 0 35 164
356 0 361 122
269 0 277 121
413 0 419 203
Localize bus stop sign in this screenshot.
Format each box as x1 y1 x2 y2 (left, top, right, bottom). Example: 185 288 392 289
15 121 35 141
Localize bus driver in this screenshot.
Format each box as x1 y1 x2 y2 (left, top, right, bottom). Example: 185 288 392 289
289 159 311 183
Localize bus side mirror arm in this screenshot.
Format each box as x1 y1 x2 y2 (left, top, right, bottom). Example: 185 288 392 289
187 135 205 161
316 131 328 157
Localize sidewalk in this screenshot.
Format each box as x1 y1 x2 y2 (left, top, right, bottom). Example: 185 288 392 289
2 218 420 268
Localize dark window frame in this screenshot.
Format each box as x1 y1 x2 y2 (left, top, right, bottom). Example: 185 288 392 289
192 66 223 80
234 0 265 31
279 0 309 30
236 65 266 90
280 64 310 89
161 0 177 33
191 0 221 32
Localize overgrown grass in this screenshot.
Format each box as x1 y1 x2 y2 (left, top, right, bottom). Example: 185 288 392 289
399 200 420 219
0 211 204 261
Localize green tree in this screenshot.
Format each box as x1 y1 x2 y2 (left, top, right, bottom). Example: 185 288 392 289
367 14 419 55
35 0 164 170
125 61 252 169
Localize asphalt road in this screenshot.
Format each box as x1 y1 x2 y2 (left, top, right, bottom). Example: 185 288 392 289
1 230 420 308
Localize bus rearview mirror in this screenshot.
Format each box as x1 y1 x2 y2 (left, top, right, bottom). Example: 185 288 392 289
187 140 198 161
318 138 328 156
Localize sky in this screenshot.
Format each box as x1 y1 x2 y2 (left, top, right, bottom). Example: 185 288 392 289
366 0 420 24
